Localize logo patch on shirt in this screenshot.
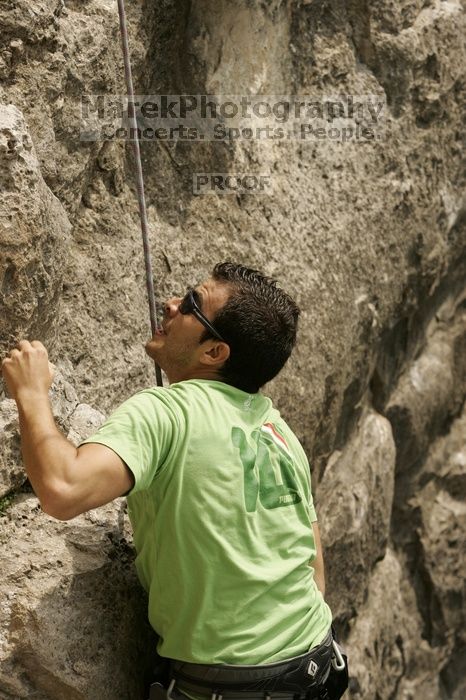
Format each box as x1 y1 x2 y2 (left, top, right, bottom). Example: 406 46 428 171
232 425 302 513
260 422 291 456
243 396 253 410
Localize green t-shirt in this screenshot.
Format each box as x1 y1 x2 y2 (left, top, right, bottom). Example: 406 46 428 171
82 379 332 664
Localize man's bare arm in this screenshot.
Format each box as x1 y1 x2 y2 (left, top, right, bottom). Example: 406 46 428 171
310 520 326 597
17 394 133 519
2 340 134 520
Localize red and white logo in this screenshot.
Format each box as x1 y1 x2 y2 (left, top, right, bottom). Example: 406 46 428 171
260 423 291 457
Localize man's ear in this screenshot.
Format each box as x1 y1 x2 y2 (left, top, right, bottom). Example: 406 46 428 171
200 341 230 367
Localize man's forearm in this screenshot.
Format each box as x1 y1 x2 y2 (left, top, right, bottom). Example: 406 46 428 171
16 391 78 511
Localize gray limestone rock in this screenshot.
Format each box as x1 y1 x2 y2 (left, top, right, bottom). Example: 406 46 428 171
0 494 156 700
385 288 466 476
0 104 71 357
411 406 466 695
347 548 442 700
0 399 21 498
0 364 103 498
67 403 105 446
317 409 396 621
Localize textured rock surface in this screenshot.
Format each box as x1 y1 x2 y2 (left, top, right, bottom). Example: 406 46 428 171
0 0 465 698
317 408 396 621
0 495 156 700
0 363 104 498
0 399 21 497
0 369 151 699
0 104 71 356
346 548 443 700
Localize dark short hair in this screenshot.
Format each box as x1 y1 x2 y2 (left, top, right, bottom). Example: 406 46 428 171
201 262 300 393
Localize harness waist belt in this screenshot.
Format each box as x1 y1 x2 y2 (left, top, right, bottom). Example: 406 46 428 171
170 629 333 696
169 685 323 699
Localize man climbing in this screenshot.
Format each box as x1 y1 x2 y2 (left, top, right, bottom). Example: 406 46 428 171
1 262 348 700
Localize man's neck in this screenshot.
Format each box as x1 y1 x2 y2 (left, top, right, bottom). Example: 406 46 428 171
166 367 225 385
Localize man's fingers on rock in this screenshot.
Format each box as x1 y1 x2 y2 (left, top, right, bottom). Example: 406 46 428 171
31 340 46 352
17 339 32 351
10 349 21 359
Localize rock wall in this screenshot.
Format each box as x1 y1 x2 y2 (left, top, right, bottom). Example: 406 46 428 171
0 1 465 698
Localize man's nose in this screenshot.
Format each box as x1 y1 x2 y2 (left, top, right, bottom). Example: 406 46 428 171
164 296 182 317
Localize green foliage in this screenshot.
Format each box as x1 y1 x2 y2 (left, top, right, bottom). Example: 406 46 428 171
0 493 14 516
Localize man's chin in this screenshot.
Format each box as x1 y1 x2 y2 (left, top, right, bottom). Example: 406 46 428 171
145 339 163 361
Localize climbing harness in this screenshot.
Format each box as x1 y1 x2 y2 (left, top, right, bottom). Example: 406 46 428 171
148 628 348 700
116 0 163 387
330 640 345 672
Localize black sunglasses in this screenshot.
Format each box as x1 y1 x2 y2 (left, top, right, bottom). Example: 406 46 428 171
179 288 226 342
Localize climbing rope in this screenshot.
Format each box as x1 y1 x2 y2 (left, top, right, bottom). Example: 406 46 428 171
116 0 163 387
